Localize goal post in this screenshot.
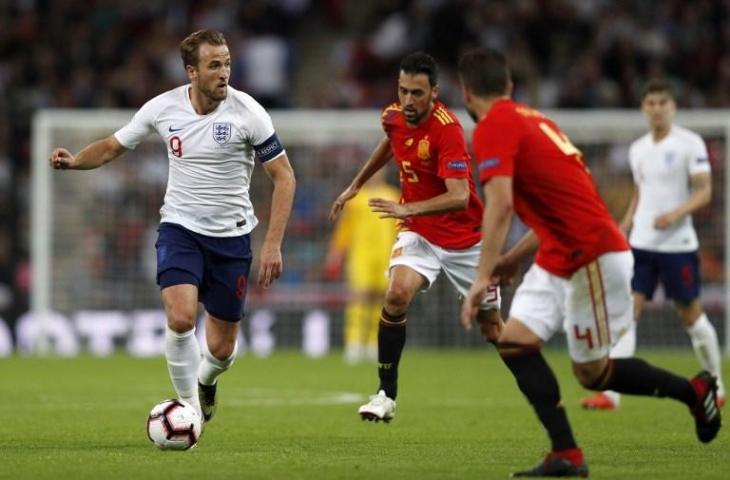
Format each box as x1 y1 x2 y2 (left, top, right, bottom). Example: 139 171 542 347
30 108 730 355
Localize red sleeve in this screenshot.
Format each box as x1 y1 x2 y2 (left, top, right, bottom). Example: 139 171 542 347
381 103 400 138
473 111 520 184
436 123 470 179
382 118 392 138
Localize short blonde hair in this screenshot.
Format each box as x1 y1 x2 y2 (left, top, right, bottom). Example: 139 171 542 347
180 29 227 68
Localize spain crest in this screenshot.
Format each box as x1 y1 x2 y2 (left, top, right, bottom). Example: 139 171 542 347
213 122 231 144
417 137 430 160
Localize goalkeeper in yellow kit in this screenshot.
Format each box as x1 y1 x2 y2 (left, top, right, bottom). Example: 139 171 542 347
325 169 399 363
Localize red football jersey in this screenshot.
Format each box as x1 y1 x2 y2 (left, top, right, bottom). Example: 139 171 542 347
382 101 483 250
473 99 628 277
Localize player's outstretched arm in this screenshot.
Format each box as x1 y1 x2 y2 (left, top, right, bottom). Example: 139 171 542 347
329 136 392 221
259 153 296 288
49 135 128 170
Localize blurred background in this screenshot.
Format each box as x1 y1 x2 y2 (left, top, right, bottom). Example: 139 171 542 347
1 0 729 356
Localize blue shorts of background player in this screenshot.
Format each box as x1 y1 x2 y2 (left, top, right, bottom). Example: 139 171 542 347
631 248 700 303
156 223 253 322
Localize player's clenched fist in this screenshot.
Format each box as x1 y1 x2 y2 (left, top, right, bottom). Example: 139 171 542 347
49 148 75 169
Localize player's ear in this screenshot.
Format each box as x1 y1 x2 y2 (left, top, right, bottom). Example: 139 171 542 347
431 84 439 100
185 64 197 82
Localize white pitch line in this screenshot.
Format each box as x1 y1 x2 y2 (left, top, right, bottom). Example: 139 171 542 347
226 391 366 406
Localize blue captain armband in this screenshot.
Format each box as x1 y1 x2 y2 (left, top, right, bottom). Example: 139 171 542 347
254 132 285 163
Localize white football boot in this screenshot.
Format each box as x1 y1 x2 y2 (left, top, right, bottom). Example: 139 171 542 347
358 390 396 423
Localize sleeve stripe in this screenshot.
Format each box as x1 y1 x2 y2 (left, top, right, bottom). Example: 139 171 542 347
381 103 402 118
434 109 453 125
436 107 453 120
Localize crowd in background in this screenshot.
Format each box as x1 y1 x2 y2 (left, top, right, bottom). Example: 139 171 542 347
1 0 730 325
315 0 730 109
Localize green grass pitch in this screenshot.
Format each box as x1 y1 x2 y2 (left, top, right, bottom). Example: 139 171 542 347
1 349 727 479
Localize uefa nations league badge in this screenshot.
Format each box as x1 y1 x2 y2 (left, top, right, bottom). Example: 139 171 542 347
213 122 231 144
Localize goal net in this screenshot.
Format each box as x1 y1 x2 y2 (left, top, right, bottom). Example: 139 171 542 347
29 109 730 355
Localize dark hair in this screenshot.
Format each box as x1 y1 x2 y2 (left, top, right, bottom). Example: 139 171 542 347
641 78 674 100
180 29 227 68
400 52 438 86
457 48 511 97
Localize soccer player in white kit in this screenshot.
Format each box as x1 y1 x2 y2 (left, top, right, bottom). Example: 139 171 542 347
49 30 296 424
582 79 725 410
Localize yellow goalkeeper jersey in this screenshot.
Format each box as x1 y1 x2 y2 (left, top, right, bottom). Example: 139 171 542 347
331 183 400 290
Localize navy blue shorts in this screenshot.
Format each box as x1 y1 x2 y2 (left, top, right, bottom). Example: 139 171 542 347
155 223 252 322
631 248 700 303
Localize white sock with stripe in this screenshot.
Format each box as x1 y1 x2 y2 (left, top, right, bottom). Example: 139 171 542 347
686 313 725 397
165 325 202 415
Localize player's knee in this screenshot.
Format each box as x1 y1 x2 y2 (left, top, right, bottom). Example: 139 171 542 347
483 329 502 344
476 310 503 343
674 299 701 326
383 284 413 314
574 369 597 389
207 337 236 361
572 359 609 389
166 308 197 333
495 341 540 359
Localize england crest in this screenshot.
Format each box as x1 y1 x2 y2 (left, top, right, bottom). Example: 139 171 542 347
213 122 231 144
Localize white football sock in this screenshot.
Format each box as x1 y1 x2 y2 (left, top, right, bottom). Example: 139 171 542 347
165 325 202 413
686 313 725 397
603 322 637 405
198 342 238 386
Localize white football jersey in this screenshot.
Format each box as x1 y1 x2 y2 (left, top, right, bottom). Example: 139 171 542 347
114 85 285 237
628 125 710 252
